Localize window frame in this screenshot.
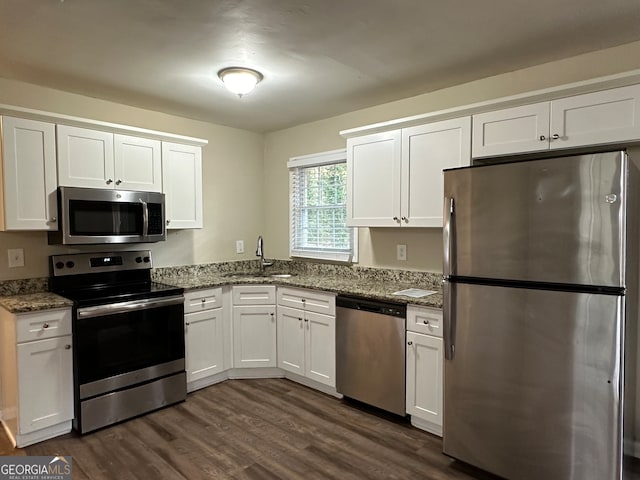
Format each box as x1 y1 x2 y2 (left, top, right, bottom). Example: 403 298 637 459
287 149 358 263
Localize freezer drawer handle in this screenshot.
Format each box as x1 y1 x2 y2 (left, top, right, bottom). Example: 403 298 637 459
443 280 455 360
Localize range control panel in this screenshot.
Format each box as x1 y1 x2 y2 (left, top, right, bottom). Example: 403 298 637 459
50 250 152 276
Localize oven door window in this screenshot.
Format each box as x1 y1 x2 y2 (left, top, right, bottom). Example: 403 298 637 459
69 200 143 236
75 303 184 385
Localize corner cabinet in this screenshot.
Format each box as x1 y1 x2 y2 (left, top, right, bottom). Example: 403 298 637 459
184 288 225 391
472 84 640 158
0 308 74 447
0 116 58 230
57 125 162 192
347 117 471 227
406 305 443 436
162 142 203 229
276 287 336 387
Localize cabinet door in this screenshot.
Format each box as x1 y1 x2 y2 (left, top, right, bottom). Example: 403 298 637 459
347 130 402 227
276 306 305 375
17 336 73 434
1 117 58 230
472 103 550 158
114 134 162 192
162 142 203 229
406 331 443 432
57 125 115 188
402 117 471 227
232 305 276 368
184 288 223 313
550 84 640 150
305 311 335 387
185 308 224 382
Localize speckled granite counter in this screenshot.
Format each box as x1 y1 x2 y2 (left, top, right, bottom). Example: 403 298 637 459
0 292 73 313
154 260 444 309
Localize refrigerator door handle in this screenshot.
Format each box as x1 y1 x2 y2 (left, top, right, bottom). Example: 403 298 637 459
443 196 454 278
443 279 455 360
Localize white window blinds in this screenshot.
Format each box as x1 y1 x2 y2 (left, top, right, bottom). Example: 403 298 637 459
288 149 357 263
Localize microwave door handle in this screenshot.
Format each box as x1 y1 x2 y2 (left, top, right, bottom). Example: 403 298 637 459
139 199 149 237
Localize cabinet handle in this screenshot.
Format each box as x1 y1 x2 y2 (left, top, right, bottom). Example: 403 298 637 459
201 298 206 303
166 219 171 225
106 179 113 185
115 179 122 185
393 216 399 222
401 216 408 223
539 135 546 141
185 322 190 326
552 133 560 140
65 344 71 350
301 298 306 303
42 323 49 329
407 341 413 346
304 318 309 322
423 320 430 325
48 216 57 223
298 317 303 321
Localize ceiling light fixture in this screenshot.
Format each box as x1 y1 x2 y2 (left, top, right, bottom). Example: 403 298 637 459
218 67 263 97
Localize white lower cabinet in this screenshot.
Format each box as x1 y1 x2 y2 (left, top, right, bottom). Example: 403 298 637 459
0 308 73 447
232 286 277 368
406 305 443 436
184 288 225 389
276 287 336 388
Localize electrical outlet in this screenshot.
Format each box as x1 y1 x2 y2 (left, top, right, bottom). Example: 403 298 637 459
396 244 407 261
236 240 244 254
8 248 24 268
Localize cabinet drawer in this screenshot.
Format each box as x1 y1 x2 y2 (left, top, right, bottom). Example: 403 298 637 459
277 287 335 316
16 309 72 343
407 305 442 337
232 285 276 305
184 287 223 313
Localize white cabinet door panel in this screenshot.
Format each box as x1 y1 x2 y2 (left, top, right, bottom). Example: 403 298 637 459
185 308 224 382
472 103 550 157
347 130 401 227
162 142 203 229
1 117 58 230
550 84 640 149
232 305 276 368
276 306 305 375
406 331 443 430
114 134 162 192
402 117 471 227
57 125 114 188
305 311 335 387
17 336 73 434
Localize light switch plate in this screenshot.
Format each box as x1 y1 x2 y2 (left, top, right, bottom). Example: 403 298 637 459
396 244 407 261
236 240 244 254
8 248 24 268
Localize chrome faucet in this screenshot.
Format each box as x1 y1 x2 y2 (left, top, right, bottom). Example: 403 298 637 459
256 235 273 271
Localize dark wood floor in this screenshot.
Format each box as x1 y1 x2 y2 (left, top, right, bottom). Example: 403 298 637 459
18 378 496 480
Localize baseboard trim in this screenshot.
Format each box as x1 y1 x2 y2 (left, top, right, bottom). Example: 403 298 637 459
409 415 442 437
283 372 341 398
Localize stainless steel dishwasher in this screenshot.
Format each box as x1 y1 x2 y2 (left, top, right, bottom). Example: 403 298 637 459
336 296 406 416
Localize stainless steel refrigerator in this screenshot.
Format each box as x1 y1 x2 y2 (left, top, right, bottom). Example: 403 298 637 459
442 149 639 480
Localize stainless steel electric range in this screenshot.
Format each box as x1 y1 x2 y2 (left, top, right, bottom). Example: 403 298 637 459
49 250 186 434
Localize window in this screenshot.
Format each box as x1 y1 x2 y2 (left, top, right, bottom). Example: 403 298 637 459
288 149 357 262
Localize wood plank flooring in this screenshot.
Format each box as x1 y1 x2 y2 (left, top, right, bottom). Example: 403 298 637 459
20 378 496 479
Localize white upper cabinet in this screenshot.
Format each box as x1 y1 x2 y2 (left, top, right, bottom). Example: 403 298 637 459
347 130 401 227
114 134 162 192
57 125 115 189
401 118 471 227
0 116 58 230
58 125 163 192
162 142 203 229
347 117 471 227
473 84 640 158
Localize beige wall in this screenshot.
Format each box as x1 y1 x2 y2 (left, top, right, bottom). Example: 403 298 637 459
0 77 264 280
263 40 640 273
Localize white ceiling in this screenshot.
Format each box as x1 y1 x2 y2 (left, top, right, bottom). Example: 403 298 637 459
1 0 640 133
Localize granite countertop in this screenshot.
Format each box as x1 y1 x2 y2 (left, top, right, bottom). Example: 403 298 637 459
0 292 74 314
160 271 443 309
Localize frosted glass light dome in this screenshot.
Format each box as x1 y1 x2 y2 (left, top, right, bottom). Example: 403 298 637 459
218 67 263 97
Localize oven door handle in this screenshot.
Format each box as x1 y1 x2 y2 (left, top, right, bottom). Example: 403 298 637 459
77 295 184 319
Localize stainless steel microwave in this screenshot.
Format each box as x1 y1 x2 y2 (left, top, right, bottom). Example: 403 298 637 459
48 187 166 245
